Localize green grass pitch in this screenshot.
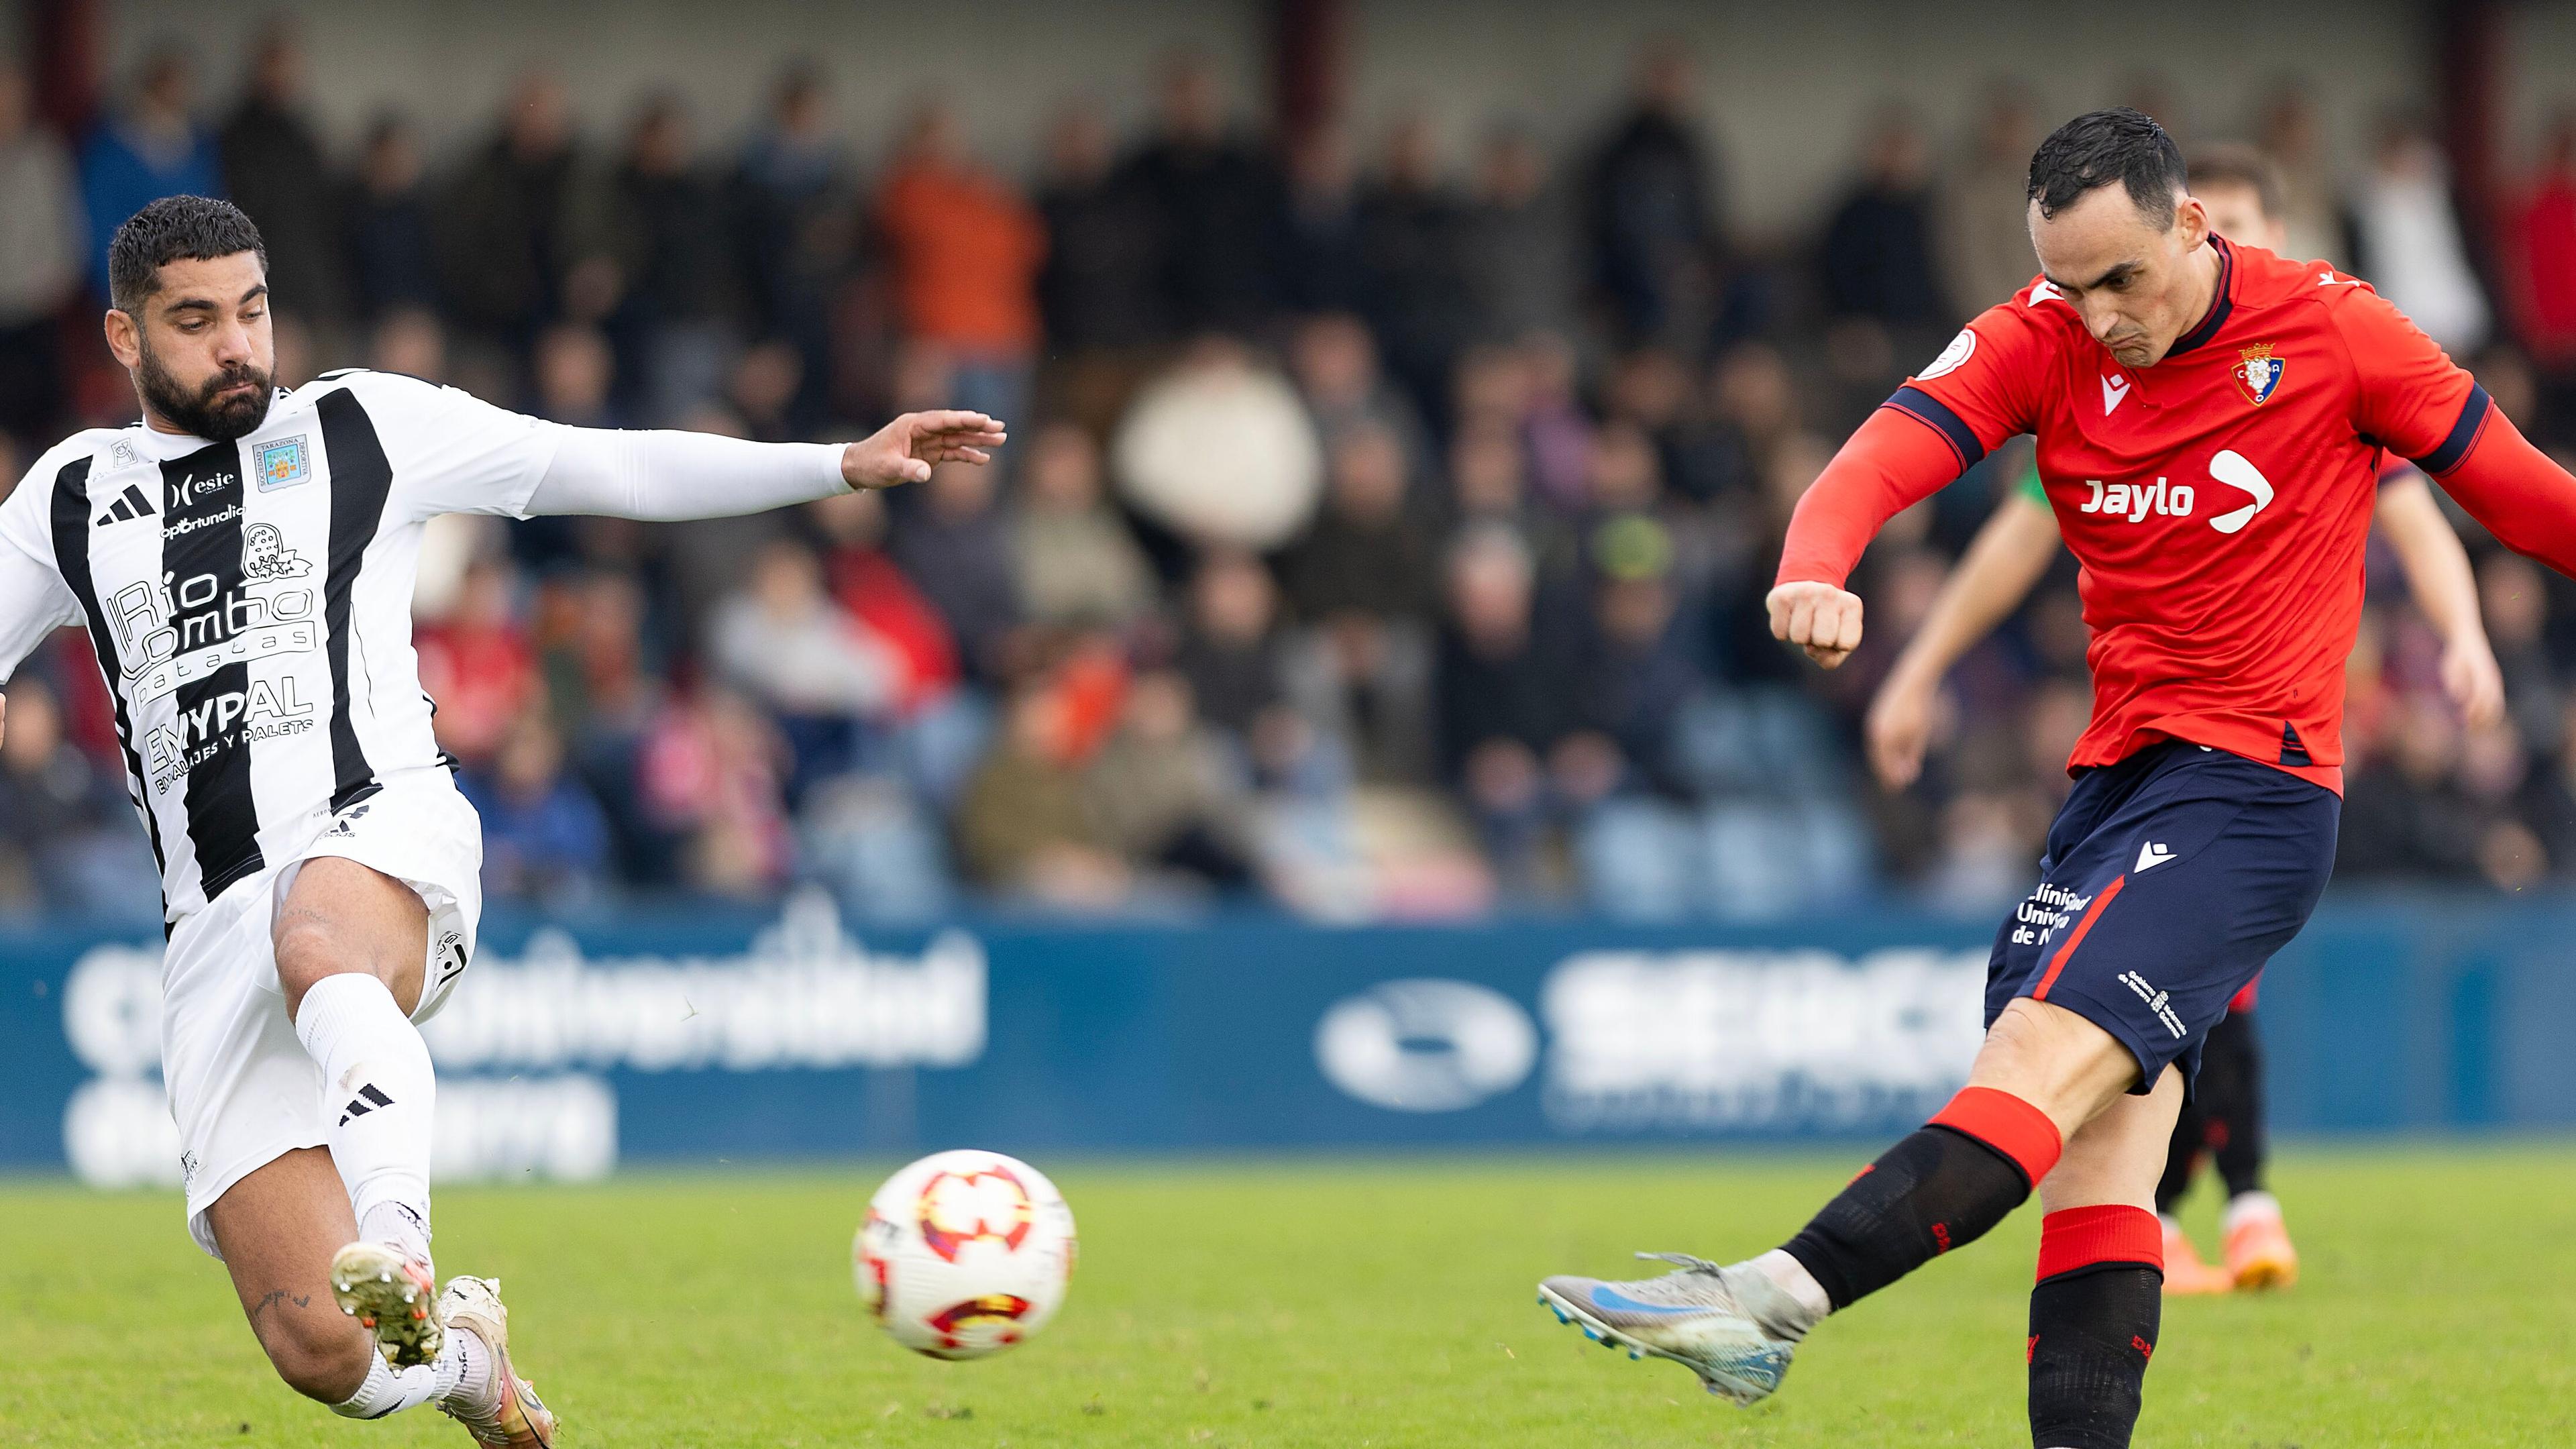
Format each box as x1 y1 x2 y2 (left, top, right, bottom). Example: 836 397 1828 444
6 1146 2573 1446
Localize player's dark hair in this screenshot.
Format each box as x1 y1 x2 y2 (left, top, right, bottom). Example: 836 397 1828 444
107 195 267 314
2188 142 2286 226
2027 107 2188 229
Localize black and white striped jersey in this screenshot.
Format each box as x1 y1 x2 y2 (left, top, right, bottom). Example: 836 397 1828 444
0 370 561 921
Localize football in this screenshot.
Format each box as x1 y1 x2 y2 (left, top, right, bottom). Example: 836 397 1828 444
853 1149 1078 1360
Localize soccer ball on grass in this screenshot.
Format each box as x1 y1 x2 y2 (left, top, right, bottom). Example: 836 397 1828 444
854 1148 1077 1359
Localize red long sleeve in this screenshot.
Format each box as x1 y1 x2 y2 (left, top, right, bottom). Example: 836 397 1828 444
2430 405 2576 578
1774 405 1969 588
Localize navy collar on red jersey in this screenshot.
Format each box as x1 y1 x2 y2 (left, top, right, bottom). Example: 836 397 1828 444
2163 234 2235 359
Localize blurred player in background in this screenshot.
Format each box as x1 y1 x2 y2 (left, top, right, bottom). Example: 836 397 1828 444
1862 142 2506 1296
0 196 1004 1446
1542 108 2576 1449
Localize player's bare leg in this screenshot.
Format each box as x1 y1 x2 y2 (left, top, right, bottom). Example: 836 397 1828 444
275 858 447 1365
205 1148 380 1406
2027 1069 2179 1449
1540 1000 2137 1403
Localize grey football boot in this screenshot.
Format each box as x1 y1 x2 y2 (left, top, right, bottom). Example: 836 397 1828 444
1538 1252 1809 1405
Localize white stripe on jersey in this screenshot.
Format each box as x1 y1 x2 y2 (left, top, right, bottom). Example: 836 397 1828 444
0 370 558 921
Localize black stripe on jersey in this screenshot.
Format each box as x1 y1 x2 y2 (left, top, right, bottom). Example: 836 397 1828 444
2414 384 2493 476
160 441 267 900
1884 386 1985 472
48 455 170 886
316 389 394 814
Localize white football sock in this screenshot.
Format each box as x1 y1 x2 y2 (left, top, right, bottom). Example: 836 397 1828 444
435 1326 498 1416
329 1353 441 1419
1740 1248 1833 1334
295 973 437 1265
2223 1189 2284 1234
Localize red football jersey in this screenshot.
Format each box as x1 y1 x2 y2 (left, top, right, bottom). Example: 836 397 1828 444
1853 237 2488 792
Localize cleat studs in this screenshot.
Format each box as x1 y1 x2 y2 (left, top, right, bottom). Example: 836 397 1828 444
1629 1350 1643 1360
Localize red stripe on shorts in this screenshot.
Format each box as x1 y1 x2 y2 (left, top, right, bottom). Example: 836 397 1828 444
2032 873 2126 1002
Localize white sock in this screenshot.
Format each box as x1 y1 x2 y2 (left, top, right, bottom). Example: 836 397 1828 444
330 1353 442 1419
1744 1248 1833 1332
435 1326 498 1416
295 973 437 1265
2223 1190 2283 1234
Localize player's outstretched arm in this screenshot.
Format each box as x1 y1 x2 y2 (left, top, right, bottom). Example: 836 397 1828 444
2428 409 2576 593
521 411 1007 522
2372 471 2502 728
1866 490 2061 788
1768 404 1971 668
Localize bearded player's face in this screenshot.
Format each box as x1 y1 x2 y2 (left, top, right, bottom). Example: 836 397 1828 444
111 252 276 441
2027 184 2215 370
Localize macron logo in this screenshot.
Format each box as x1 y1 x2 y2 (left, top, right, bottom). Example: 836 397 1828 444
2101 374 2131 414
2135 841 2175 872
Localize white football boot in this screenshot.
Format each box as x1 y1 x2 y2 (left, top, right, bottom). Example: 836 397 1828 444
1538 1252 1805 1405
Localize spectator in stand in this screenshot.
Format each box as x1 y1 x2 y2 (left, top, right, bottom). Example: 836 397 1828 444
1448 417 1580 584
604 93 741 425
1033 101 1165 434
1582 46 1718 347
1572 517 1700 799
370 306 447 380
1939 86 2041 320
531 324 620 428
636 688 796 899
734 64 853 429
1120 50 1282 337
1462 123 1580 346
810 490 962 721
1356 113 1474 423
1436 522 1576 887
1177 548 1289 741
2478 551 2561 755
217 22 347 329
415 557 540 768
2504 111 2576 376
708 537 900 799
345 114 439 321
1821 109 1951 334
875 101 1048 429
2256 89 2349 268
1012 422 1156 631
1279 419 1442 629
539 570 674 882
891 458 1024 683
1288 313 1428 462
462 712 614 908
0 678 152 917
955 677 1127 907
1083 669 1260 892
1281 123 1365 315
439 70 584 360
0 67 82 449
79 45 219 297
2350 113 2491 356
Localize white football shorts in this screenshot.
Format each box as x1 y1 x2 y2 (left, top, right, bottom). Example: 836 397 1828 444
164 769 484 1260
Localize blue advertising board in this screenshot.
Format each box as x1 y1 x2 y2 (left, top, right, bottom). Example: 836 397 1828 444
4 890 2571 1189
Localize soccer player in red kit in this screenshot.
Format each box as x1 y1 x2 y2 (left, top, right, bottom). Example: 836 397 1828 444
1538 109 2576 1448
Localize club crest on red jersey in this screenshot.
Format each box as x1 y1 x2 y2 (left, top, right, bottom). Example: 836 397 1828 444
2233 343 2284 405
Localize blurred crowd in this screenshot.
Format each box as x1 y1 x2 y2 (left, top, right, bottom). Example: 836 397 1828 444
5 26 2576 923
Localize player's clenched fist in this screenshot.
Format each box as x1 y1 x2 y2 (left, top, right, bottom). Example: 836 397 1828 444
1766 580 1864 667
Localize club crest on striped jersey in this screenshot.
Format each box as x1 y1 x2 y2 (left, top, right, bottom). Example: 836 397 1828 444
2233 343 2284 405
254 435 312 490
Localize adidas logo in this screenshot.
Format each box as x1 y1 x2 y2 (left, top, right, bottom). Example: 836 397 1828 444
93 483 157 527
338 1083 394 1126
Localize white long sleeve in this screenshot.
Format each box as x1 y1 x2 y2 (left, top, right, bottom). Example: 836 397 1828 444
521 427 850 521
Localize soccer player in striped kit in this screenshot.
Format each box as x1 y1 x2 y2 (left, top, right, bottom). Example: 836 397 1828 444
1541 109 2576 1449
0 197 1004 1444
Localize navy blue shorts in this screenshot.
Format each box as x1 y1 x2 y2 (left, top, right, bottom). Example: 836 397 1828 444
1986 742 2339 1094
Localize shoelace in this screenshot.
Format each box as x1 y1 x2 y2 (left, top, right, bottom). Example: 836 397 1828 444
1635 1251 1726 1276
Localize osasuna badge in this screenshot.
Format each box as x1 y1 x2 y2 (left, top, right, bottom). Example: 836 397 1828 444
2233 343 2284 405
